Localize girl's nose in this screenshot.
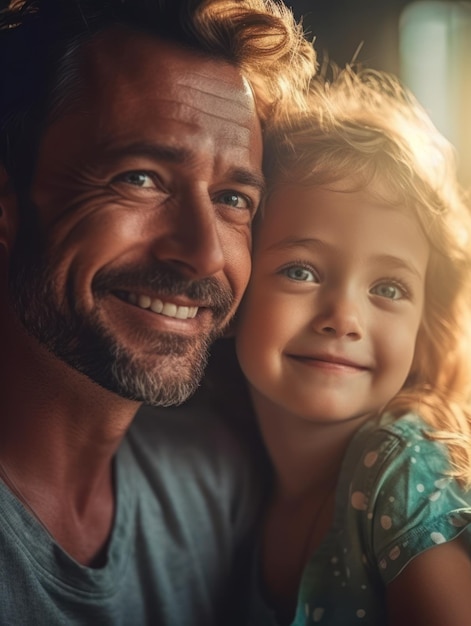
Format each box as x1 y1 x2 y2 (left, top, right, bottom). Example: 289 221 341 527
312 289 364 339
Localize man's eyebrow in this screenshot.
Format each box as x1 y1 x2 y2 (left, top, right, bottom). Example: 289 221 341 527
97 141 265 193
99 141 188 164
228 168 265 194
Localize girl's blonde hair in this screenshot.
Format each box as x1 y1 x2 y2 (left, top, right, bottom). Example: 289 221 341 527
263 67 471 486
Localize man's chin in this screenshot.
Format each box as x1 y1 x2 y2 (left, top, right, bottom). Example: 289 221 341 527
10 275 213 406
112 350 208 406
64 334 209 407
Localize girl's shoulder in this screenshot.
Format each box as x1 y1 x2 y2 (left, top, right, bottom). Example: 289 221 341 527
376 411 436 442
348 412 449 478
340 412 471 585
343 412 460 512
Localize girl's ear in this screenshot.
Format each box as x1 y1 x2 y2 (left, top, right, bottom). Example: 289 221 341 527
0 167 18 254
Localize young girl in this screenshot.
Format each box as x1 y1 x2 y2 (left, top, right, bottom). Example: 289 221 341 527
235 68 471 625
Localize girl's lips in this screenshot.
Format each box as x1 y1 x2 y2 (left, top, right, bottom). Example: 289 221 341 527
289 354 370 371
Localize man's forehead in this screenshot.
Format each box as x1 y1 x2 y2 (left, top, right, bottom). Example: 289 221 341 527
35 25 263 190
81 27 257 123
175 72 256 120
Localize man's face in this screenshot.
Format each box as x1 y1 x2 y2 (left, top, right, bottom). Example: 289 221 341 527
8 29 263 406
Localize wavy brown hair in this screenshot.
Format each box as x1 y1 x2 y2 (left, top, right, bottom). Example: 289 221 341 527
0 0 316 191
263 67 471 486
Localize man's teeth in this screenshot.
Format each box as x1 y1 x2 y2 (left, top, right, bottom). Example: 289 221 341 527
126 293 198 319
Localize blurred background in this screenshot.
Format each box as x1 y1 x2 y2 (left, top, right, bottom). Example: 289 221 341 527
1 0 469 189
285 0 471 190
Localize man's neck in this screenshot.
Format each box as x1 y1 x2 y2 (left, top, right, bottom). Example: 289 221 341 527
0 318 140 565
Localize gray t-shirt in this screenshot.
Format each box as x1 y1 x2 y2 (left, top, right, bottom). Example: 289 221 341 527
0 402 259 625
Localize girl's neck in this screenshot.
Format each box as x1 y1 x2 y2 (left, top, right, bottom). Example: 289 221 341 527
261 485 335 626
252 391 371 499
252 392 373 625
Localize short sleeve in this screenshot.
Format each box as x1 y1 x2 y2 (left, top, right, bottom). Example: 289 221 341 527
351 414 471 585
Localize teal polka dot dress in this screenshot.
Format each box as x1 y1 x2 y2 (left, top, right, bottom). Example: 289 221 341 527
249 413 471 625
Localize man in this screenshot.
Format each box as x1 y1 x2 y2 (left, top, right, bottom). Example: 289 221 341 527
0 0 315 623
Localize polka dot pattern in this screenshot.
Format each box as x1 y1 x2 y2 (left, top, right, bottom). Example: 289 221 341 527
351 491 368 511
389 546 400 560
363 451 378 468
275 414 471 625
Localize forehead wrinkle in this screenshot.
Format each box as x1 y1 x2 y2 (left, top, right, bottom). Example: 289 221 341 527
101 92 256 134
176 74 255 113
170 87 256 127
94 98 254 146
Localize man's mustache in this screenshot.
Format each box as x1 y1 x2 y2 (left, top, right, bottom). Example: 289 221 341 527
92 263 235 323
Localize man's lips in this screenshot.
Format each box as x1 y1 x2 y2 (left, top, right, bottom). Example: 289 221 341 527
288 353 370 372
93 264 234 325
114 290 199 320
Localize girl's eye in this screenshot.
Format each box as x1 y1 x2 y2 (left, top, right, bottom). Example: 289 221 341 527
115 171 156 188
215 191 252 210
282 265 318 282
370 282 406 300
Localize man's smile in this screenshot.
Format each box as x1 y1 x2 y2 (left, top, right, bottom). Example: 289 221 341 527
115 290 199 320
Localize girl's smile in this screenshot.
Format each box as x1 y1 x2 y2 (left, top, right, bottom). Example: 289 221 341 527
236 179 430 426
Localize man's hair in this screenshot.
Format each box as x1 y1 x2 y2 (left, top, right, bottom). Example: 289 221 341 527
0 0 316 190
262 66 471 486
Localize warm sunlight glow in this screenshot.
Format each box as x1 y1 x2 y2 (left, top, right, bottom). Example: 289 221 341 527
399 2 471 188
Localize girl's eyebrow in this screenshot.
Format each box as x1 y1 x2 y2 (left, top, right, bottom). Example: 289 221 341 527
371 253 425 281
265 236 326 252
264 237 425 280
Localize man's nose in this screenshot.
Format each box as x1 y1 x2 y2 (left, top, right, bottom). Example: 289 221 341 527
311 287 364 339
150 191 225 279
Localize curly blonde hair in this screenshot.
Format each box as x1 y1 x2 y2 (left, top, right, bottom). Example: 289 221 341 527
263 66 471 486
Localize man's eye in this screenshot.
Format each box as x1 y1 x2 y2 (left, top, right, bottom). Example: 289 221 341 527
215 191 251 210
370 282 407 300
116 171 156 188
281 265 318 282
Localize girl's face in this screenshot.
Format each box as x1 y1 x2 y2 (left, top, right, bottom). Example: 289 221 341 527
236 181 430 425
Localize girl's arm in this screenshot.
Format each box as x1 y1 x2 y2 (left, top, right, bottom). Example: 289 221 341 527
386 537 471 626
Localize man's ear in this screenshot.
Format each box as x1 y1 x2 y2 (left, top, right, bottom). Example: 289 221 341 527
222 318 236 339
222 310 241 338
0 166 18 254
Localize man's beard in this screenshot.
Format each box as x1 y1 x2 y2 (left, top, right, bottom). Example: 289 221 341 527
8 208 234 406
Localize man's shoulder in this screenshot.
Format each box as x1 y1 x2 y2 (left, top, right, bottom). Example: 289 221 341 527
122 390 265 539
124 389 258 493
129 392 244 458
